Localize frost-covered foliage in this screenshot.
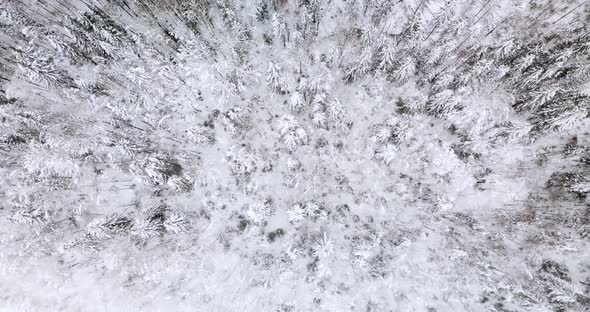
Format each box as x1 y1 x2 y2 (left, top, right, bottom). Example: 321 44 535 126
1 0 590 311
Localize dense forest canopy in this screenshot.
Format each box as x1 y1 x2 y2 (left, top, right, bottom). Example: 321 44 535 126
0 0 589 311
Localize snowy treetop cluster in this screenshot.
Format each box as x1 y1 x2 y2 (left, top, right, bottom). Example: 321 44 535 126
0 0 589 311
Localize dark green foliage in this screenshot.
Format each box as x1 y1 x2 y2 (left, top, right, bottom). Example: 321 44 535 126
451 143 481 161
66 9 132 62
540 259 571 282
146 204 167 223
263 33 273 45
237 215 250 232
267 228 285 242
87 214 133 238
563 136 580 157
546 171 589 199
256 1 270 21
178 0 211 35
276 304 294 312
0 134 26 151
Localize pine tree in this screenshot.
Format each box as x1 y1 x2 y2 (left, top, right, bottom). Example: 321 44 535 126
267 61 287 93
272 13 288 47
288 91 305 112
378 41 396 71
393 56 416 83
277 115 308 150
